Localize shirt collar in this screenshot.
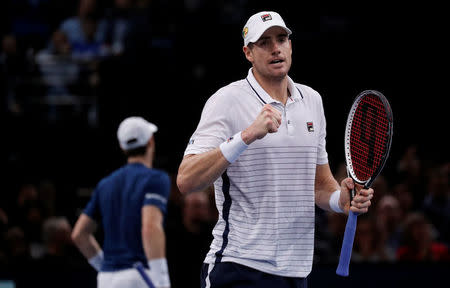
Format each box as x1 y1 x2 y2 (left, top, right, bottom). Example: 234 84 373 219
246 68 302 105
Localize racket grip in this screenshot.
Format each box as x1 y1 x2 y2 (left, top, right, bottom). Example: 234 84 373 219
336 211 358 276
134 262 156 288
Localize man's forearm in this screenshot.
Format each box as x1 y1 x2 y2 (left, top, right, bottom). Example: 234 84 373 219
75 234 102 259
177 148 230 194
143 224 166 260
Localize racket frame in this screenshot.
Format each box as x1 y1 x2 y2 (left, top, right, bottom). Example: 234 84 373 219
344 90 393 190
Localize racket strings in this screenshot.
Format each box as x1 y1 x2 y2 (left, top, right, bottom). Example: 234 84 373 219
350 95 389 181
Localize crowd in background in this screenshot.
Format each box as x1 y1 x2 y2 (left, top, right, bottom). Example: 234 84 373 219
1 0 449 287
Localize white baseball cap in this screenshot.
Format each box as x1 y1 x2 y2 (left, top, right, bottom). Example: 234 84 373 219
242 11 292 47
117 116 158 151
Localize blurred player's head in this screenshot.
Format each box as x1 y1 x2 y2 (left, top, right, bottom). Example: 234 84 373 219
242 12 293 80
117 116 158 157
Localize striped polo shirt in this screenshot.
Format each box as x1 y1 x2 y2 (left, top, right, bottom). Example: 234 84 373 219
184 68 328 278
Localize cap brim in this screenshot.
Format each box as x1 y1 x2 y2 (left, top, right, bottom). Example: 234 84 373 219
148 122 158 134
245 25 292 46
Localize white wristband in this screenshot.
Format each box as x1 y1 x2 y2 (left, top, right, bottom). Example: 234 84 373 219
148 258 171 287
329 190 344 213
88 250 104 271
219 132 249 163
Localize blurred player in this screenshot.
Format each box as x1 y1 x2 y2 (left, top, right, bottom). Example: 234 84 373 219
177 11 374 287
72 116 171 288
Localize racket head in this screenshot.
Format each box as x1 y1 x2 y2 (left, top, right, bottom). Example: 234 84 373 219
345 90 393 186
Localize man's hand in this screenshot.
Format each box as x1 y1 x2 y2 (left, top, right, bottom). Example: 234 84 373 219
242 104 282 145
339 178 374 214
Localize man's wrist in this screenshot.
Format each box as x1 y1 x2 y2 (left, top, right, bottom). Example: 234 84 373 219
219 131 249 163
88 250 104 272
241 128 255 145
329 190 344 213
148 258 170 287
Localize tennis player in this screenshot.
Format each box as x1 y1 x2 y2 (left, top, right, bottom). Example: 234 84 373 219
72 116 171 288
177 11 375 287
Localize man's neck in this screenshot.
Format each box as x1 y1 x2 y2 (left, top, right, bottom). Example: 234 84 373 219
128 156 152 168
253 70 289 105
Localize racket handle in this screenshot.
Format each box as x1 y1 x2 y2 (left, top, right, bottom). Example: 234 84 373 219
336 210 358 276
134 262 156 288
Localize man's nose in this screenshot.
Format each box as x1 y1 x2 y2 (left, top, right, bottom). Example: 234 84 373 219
270 40 281 54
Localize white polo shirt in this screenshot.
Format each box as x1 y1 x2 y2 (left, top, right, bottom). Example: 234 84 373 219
184 68 328 278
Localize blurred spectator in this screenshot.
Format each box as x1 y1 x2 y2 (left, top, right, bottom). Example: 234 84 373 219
397 212 450 262
41 216 73 257
370 175 390 209
99 0 134 56
1 34 30 115
183 188 217 234
35 30 80 120
374 195 403 259
397 145 427 207
34 216 87 288
4 226 33 272
59 0 108 61
352 215 395 263
10 183 39 226
422 162 450 244
9 183 46 258
392 183 414 221
397 145 421 179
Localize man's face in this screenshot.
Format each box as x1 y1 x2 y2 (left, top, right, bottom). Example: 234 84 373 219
244 26 292 81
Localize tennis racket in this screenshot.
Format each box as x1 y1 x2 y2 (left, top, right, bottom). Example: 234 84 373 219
336 90 393 276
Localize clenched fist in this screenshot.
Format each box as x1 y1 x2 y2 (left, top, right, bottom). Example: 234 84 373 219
242 104 282 145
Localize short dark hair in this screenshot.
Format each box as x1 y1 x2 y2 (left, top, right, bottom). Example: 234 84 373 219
124 146 147 157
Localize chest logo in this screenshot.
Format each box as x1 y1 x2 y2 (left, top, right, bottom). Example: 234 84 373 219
306 122 314 132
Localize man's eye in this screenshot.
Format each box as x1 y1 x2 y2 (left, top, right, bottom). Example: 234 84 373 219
258 40 267 46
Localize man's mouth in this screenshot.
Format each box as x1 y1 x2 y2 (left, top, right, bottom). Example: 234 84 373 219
270 59 284 64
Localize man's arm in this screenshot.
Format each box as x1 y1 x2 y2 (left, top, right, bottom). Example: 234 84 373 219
177 104 282 194
142 205 170 288
314 163 374 214
176 149 229 194
71 214 103 270
142 205 165 259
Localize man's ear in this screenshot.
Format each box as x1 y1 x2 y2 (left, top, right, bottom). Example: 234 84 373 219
243 45 253 63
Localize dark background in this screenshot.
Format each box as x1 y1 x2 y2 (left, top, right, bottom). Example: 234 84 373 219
2 1 448 183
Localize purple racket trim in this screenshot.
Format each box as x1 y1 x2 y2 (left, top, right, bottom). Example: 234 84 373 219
336 211 357 276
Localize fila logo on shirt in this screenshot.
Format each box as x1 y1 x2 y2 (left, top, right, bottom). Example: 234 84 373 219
306 122 314 132
261 14 272 22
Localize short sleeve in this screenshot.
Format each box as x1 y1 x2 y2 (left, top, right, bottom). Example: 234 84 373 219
143 172 171 215
83 186 101 221
316 94 329 165
184 89 234 156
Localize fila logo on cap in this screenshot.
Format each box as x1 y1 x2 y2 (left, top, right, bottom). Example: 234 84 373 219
261 13 272 22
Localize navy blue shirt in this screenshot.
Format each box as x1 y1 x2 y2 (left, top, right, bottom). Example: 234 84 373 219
84 163 170 271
